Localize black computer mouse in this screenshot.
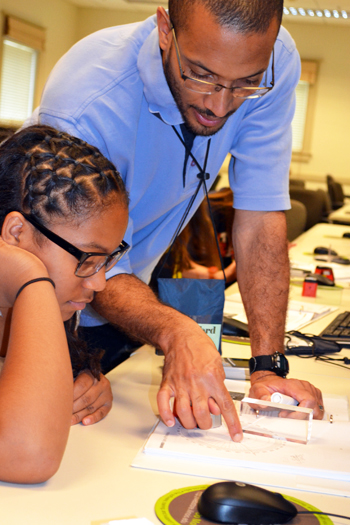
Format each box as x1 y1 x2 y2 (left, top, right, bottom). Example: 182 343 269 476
198 481 297 524
313 246 338 255
342 232 350 238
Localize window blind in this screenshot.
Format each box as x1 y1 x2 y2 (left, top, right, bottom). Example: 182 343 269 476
292 81 310 152
0 39 37 125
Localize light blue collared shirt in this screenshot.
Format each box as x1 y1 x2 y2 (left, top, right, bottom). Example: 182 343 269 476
34 15 300 326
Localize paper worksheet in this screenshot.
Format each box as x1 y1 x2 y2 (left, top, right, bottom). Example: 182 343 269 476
132 395 350 497
224 293 337 332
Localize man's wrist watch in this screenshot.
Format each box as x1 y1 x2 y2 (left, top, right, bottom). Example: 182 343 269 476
249 352 289 378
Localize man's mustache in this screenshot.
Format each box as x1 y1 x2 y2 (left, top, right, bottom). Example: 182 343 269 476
190 105 236 120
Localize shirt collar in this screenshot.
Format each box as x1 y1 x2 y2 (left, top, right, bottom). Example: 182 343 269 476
137 26 184 126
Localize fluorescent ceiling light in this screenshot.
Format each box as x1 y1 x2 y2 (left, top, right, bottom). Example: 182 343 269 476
282 6 349 20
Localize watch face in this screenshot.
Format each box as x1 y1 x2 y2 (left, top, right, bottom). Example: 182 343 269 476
274 353 289 376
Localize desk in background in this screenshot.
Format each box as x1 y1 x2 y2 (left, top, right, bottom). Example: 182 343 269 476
288 222 350 309
328 204 350 225
0 223 349 524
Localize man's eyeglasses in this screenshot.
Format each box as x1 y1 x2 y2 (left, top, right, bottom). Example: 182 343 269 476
22 213 129 278
171 26 274 99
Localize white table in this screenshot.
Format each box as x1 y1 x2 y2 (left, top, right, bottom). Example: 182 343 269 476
0 344 348 525
0 223 349 524
329 204 350 225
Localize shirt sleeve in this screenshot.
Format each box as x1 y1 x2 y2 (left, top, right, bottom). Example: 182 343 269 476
229 29 301 212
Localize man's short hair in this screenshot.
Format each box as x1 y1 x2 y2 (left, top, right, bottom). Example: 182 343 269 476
169 0 284 34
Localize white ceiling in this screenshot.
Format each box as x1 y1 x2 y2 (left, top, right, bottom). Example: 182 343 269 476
67 0 350 11
66 0 350 24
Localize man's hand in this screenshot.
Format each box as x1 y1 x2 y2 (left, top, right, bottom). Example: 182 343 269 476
249 372 324 419
72 371 113 425
91 274 243 441
157 326 243 442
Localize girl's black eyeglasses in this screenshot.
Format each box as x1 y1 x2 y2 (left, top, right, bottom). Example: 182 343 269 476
21 213 129 278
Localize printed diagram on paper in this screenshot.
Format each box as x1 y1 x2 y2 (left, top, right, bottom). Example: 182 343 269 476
175 424 286 455
142 417 350 482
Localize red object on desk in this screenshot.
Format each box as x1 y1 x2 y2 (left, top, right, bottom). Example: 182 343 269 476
302 278 318 297
315 265 334 282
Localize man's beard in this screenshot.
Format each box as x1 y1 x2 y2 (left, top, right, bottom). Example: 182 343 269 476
163 50 235 137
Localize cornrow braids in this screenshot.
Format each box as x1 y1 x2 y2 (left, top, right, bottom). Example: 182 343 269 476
0 125 128 380
0 125 128 228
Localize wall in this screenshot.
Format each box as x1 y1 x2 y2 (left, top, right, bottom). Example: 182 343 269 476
284 21 350 184
0 0 78 107
77 5 155 41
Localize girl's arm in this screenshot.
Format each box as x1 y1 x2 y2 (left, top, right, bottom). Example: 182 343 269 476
0 240 73 483
182 259 237 283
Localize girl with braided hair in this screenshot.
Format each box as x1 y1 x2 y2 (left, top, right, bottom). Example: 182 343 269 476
0 125 129 483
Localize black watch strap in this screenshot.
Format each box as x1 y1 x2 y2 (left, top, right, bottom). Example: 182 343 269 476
249 352 289 378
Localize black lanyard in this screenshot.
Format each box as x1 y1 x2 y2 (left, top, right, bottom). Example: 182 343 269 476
158 126 226 279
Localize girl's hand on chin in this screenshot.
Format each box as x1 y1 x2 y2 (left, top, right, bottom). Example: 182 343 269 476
0 237 49 307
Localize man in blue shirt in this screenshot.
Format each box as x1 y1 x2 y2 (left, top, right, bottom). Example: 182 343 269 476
32 0 324 440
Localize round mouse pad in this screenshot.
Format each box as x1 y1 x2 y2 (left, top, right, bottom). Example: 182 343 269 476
154 485 333 525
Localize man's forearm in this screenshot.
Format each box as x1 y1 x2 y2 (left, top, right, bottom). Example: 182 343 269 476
232 210 290 357
91 273 196 353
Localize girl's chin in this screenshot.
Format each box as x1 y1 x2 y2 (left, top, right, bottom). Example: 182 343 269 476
61 301 86 322
61 308 77 322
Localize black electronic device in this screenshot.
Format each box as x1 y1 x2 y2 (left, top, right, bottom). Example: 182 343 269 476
285 331 341 355
331 256 350 265
223 316 249 337
306 273 335 286
197 481 297 524
314 255 350 265
319 311 350 347
342 232 350 238
313 246 338 255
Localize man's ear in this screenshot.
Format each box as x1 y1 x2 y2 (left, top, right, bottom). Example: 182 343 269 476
157 6 172 52
1 212 28 246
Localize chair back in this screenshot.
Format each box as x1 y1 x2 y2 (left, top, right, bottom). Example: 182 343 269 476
289 187 329 230
289 178 305 188
285 200 307 241
327 180 344 210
